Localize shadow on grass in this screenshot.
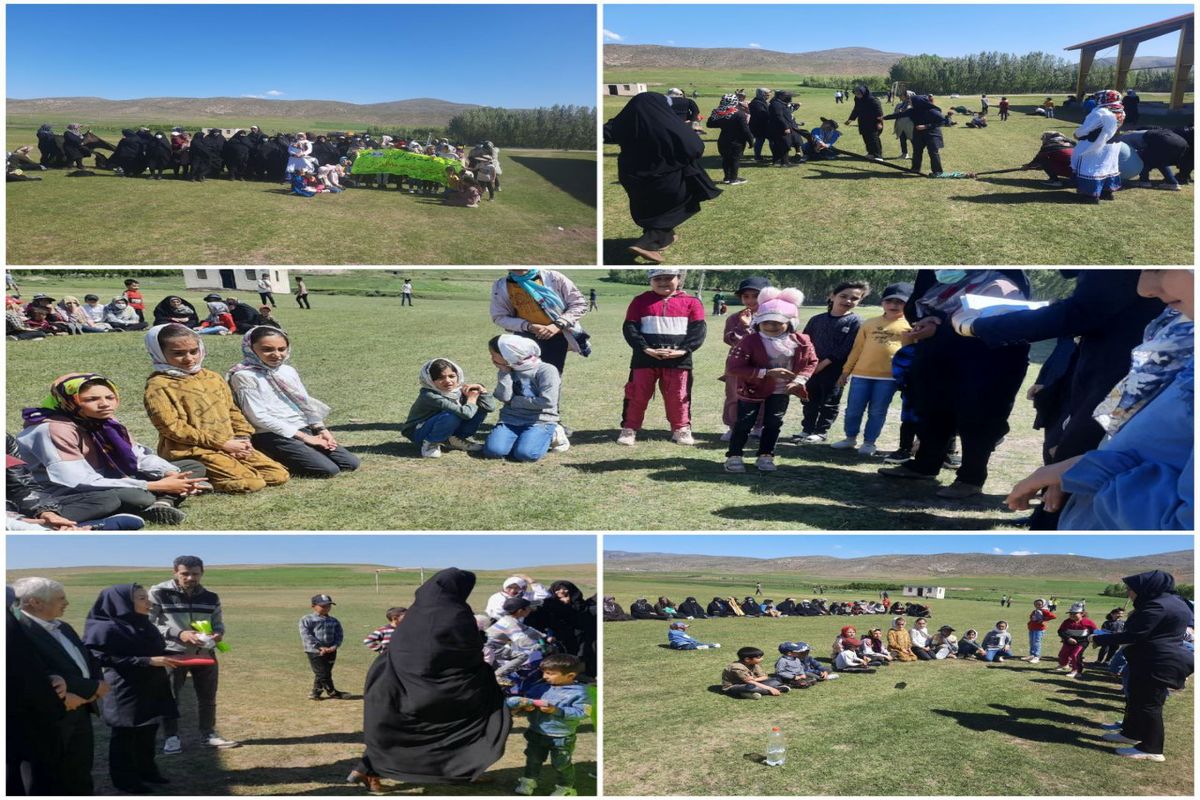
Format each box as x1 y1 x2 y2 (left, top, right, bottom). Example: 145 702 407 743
508 155 597 207
239 731 365 746
974 176 1062 190
804 165 918 180
602 236 649 266
948 190 1083 205
931 706 1112 752
1047 697 1125 713
335 422 409 433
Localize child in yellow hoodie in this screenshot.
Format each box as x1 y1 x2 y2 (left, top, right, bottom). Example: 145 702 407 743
830 283 913 456
143 323 289 493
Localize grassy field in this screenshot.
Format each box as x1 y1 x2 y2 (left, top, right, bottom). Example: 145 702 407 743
5 120 596 265
5 560 597 796
6 269 1057 531
601 72 1194 265
602 569 1194 796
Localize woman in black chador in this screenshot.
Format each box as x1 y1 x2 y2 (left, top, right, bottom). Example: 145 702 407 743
604 91 721 263
356 568 511 790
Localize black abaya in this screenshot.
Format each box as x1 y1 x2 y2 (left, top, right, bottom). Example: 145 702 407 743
527 581 597 677
603 92 721 235
362 568 510 784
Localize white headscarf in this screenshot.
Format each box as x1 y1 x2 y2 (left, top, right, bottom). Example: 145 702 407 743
145 323 205 376
496 334 541 371
418 358 466 397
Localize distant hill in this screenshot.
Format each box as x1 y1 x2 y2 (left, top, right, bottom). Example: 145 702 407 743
604 44 907 75
604 550 1194 582
1095 55 1179 70
5 96 482 127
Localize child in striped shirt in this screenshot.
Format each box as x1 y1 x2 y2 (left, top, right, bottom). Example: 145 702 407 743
362 606 407 654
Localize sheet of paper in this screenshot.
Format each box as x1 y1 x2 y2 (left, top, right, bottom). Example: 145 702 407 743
960 294 1052 314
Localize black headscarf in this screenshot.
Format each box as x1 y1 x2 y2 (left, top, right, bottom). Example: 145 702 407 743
82 584 165 656
1124 570 1178 610
152 295 199 326
362 568 510 784
603 92 708 179
529 580 595 675
1114 570 1194 688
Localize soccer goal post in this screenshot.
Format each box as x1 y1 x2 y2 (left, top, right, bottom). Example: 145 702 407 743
374 567 425 593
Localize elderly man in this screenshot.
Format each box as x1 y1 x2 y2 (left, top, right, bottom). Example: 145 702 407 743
13 577 108 795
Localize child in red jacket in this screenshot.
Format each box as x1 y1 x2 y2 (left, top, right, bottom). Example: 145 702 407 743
1056 602 1097 677
723 288 817 472
122 278 146 323
618 269 706 446
1025 597 1057 663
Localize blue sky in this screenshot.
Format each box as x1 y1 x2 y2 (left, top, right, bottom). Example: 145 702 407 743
6 5 596 107
6 535 597 570
606 535 1192 560
604 4 1189 58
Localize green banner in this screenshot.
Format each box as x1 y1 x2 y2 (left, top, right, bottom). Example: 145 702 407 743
350 149 462 185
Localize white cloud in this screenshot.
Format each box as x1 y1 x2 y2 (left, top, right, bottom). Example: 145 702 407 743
265 89 284 97
748 42 763 48
603 29 623 41
1068 552 1076 556
666 39 675 45
1010 550 1038 556
241 94 263 99
992 547 1005 554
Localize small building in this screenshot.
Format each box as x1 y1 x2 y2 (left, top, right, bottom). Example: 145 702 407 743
902 585 946 600
182 268 290 294
606 83 648 96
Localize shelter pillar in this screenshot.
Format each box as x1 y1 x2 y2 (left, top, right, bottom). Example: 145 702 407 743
1075 47 1097 99
1114 37 1139 92
1171 17 1194 110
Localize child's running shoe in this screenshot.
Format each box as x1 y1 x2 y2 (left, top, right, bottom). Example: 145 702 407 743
143 501 185 526
755 455 777 472
616 428 637 446
515 778 538 795
671 427 696 446
829 437 859 450
793 433 825 444
1115 748 1165 761
420 441 443 458
879 448 913 463
724 456 746 473
943 451 963 469
446 436 483 453
549 425 571 453
856 442 877 456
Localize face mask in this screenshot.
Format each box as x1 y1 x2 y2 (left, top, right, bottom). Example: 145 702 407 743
934 269 967 285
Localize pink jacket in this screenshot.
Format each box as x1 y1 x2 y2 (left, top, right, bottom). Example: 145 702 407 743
725 331 818 401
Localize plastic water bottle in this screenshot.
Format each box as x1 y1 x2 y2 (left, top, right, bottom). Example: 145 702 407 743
765 727 786 767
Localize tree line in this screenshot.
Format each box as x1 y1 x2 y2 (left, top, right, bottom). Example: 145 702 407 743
446 105 596 150
886 51 1187 95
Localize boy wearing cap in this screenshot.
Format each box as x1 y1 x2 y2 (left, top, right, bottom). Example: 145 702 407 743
930 626 959 659
484 596 547 683
804 118 842 160
618 270 706 447
830 283 913 457
774 642 833 685
300 594 347 700
667 621 720 650
1056 603 1097 677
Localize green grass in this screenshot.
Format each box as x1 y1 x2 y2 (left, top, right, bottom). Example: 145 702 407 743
602 76 1194 265
602 570 1193 796
5 121 596 265
7 269 1055 531
5 561 597 796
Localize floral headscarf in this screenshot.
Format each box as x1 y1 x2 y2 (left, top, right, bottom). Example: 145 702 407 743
1093 308 1193 434
21 373 140 477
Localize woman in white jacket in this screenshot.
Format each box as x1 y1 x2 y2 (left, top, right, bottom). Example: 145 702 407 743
1071 90 1124 203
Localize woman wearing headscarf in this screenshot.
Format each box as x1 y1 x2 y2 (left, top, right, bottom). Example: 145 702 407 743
112 129 146 177
228 326 361 477
846 84 884 159
360 568 511 786
766 90 804 167
63 124 91 170
528 580 597 677
36 124 63 167
1094 571 1193 761
603 91 721 263
83 584 180 793
484 575 551 620
103 297 147 331
482 335 562 463
878 270 1031 500
676 596 707 619
16 373 209 525
748 88 771 162
629 598 668 620
188 130 211 182
602 596 633 622
1072 90 1125 203
711 93 754 185
152 295 200 327
883 94 948 175
707 596 734 617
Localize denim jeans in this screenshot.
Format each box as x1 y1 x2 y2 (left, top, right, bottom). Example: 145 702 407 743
411 408 488 444
483 421 555 462
843 377 897 442
1028 628 1044 657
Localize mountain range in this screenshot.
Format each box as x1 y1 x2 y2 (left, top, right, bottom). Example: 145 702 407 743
604 550 1194 582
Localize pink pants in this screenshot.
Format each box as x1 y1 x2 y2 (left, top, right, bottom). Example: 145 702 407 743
1058 642 1085 671
623 368 692 430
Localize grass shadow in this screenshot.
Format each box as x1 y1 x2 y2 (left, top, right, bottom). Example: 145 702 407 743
931 707 1112 752
238 732 365 746
1047 697 1125 713
335 422 409 432
949 190 1084 205
507 154 597 207
804 165 918 180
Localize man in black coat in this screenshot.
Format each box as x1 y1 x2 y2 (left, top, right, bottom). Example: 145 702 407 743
952 269 1162 528
748 88 770 162
7 586 67 796
846 84 884 159
14 577 108 796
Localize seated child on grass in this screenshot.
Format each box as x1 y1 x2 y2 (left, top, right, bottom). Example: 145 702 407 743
668 621 720 650
775 642 835 686
509 653 589 797
957 629 985 659
484 596 547 683
930 626 959 659
362 607 407 655
721 646 791 698
860 628 893 665
401 357 496 459
228 326 361 478
909 618 934 660
482 336 561 463
723 287 816 473
144 324 289 493
981 621 1013 661
887 616 918 661
832 628 877 673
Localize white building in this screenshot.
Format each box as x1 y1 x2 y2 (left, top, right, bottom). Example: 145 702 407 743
182 268 290 294
902 585 946 600
605 83 648 96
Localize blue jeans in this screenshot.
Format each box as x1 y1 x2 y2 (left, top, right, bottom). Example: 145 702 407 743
843 377 897 442
1028 628 1044 657
483 421 555 462
411 408 487 444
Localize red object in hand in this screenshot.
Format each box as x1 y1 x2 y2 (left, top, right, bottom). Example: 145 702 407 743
531 699 548 707
168 656 216 667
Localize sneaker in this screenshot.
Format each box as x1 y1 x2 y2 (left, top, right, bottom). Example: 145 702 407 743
420 441 443 458
856 442 877 456
755 455 777 472
829 437 859 450
616 428 637 446
720 427 734 442
727 177 748 185
877 465 937 481
1042 179 1065 188
325 691 350 700
1027 657 1040 664
936 481 983 500
1102 731 1139 745
1101 722 1125 730
943 452 963 469
202 732 241 749
744 692 762 700
309 691 324 700
1115 748 1164 762
143 501 185 526
549 424 571 453
1134 180 1153 189
793 433 825 444
672 427 696 446
724 456 746 473
89 513 146 531
515 777 538 796
881 448 912 464
550 787 579 796
446 435 483 453
162 735 182 755
1064 671 1077 678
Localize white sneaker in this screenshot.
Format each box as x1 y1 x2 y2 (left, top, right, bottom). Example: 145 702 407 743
515 777 538 795
797 433 825 444
445 435 482 453
755 455 777 472
202 732 241 749
826 673 840 680
162 735 182 755
857 442 877 456
617 428 637 446
720 427 734 442
1064 671 1077 678
549 424 571 453
420 441 443 458
724 456 746 473
830 437 859 450
1027 657 1040 664
672 427 696 446
1115 747 1164 762
1102 731 1139 745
